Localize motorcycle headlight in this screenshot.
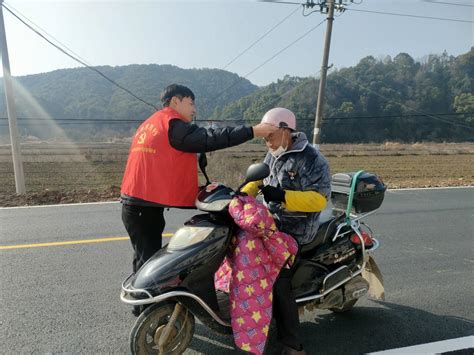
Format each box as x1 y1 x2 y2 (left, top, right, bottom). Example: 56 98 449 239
195 198 231 212
167 226 214 251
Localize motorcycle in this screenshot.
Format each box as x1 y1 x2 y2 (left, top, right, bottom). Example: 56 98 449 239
120 154 386 354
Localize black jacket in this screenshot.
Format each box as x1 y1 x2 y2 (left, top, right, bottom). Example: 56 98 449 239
121 119 254 207
168 119 253 152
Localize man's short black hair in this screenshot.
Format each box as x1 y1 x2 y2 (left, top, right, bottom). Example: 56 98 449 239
160 84 195 107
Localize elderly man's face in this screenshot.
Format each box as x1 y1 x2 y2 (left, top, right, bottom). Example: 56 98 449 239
264 128 290 150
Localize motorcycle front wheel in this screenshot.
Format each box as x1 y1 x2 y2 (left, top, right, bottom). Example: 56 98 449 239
130 302 195 355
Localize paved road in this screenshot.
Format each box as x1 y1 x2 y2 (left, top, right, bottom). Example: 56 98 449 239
1 188 473 354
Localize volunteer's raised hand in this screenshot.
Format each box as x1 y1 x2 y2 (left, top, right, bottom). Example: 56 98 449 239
252 123 278 138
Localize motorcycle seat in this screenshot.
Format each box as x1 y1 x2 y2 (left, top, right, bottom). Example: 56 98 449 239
300 211 345 255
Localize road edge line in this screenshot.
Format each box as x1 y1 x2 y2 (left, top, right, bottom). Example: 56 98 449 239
1 186 473 210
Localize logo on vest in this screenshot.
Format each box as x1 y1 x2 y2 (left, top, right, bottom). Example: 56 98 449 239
137 132 147 144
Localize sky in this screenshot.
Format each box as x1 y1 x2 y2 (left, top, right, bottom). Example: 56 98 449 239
2 0 473 86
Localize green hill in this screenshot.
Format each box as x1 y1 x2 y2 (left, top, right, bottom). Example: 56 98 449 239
0 49 472 142
0 64 258 140
212 49 473 142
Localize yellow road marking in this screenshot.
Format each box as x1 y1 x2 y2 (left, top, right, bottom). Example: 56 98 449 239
0 233 174 250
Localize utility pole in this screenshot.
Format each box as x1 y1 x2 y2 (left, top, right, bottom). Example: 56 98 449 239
0 0 25 193
312 0 335 146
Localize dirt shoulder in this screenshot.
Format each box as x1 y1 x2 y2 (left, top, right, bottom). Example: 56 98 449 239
0 186 121 208
1 151 473 207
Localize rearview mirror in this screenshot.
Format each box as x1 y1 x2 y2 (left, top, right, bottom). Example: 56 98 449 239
245 163 270 183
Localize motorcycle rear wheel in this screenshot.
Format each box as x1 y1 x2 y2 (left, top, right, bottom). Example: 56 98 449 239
329 299 358 313
130 302 195 355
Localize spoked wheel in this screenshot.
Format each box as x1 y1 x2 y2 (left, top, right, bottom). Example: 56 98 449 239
130 302 195 355
329 299 358 313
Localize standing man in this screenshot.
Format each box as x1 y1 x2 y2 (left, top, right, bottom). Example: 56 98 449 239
121 84 277 315
241 107 331 354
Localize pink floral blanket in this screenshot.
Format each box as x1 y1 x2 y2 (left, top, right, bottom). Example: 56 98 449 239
214 195 298 354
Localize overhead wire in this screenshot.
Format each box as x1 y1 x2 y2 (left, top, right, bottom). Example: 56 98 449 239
2 1 305 116
205 17 327 110
3 1 471 130
302 7 321 17
423 0 474 8
1 0 323 127
344 7 473 24
259 0 473 22
213 70 325 123
1 2 160 111
3 112 471 124
258 0 305 5
3 2 93 67
222 5 301 70
243 18 327 79
250 2 473 130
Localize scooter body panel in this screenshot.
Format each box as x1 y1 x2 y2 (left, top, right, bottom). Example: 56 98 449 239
131 214 232 301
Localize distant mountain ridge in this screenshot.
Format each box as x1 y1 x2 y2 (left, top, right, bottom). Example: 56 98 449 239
0 63 258 123
0 48 472 142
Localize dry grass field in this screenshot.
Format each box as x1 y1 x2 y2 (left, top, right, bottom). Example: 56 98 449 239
0 142 472 206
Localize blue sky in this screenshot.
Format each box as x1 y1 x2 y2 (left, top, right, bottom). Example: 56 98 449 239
3 0 473 86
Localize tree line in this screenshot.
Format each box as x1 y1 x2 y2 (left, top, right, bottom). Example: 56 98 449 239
212 48 473 143
0 49 472 142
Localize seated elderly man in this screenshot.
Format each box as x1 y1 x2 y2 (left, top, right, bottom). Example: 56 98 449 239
241 107 331 355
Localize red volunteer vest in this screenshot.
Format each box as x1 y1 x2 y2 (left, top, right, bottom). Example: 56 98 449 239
121 107 198 207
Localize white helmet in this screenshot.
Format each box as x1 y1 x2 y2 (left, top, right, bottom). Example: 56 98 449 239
261 107 296 130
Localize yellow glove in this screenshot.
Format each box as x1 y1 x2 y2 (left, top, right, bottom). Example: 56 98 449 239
240 180 262 197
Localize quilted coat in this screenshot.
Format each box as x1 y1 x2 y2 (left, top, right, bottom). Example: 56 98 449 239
214 195 298 354
263 131 331 244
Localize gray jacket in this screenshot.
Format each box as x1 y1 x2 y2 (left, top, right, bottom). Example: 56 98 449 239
263 132 331 245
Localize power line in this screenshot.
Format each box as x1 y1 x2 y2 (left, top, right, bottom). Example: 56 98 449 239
3 1 471 131
207 18 327 106
222 5 301 70
211 68 331 123
2 0 321 125
423 0 474 8
204 114 474 129
258 1 304 5
326 112 474 120
345 8 474 24
6 111 472 121
2 1 306 116
244 19 327 78
302 7 321 17
4 2 93 67
2 111 471 124
1 3 159 111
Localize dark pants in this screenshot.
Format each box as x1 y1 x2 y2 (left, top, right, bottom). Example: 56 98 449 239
273 264 301 350
121 204 165 273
